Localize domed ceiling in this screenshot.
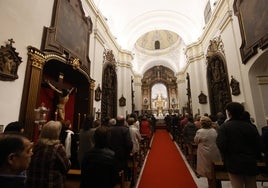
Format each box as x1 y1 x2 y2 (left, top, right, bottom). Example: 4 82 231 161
92 0 212 50
136 30 180 51
91 0 217 74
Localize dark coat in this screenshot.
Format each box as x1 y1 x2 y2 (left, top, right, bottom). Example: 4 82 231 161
108 125 133 172
0 175 26 188
216 119 261 175
80 148 117 188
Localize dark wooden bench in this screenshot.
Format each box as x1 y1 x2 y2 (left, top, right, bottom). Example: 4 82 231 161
67 169 130 188
211 161 268 188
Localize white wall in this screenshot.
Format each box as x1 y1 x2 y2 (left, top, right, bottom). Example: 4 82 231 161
0 0 54 127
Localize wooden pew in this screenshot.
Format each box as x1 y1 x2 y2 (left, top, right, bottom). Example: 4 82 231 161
211 161 268 188
67 169 131 188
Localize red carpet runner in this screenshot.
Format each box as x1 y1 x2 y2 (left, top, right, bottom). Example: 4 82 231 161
138 130 197 188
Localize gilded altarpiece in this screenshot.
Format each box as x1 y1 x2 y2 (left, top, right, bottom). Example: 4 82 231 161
141 65 178 114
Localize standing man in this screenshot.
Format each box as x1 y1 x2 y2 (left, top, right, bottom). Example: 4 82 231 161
108 115 133 181
216 102 261 188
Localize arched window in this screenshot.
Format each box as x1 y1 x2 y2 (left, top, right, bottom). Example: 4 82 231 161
155 40 160 49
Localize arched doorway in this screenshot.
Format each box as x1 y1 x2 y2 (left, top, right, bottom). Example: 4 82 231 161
151 83 168 116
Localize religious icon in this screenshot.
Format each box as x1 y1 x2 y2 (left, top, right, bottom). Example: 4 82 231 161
95 84 102 101
230 76 240 96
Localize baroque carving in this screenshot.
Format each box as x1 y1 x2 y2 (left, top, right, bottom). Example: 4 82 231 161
206 36 225 61
206 36 232 115
0 39 22 81
101 50 117 119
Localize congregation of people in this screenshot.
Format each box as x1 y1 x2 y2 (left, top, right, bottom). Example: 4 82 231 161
1 102 268 188
165 102 265 188
0 112 155 188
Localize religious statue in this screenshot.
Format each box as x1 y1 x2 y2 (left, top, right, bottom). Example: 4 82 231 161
46 80 74 121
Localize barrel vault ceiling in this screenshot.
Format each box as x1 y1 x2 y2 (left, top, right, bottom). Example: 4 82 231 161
91 0 215 75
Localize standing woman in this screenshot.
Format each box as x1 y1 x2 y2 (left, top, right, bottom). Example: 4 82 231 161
26 121 71 188
194 116 222 188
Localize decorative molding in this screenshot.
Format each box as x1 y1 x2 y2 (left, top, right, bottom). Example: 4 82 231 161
0 39 22 81
206 36 225 62
257 76 268 85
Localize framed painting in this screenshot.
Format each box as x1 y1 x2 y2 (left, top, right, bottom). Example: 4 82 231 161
234 0 268 64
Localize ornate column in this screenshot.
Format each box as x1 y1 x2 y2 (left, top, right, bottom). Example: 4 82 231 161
20 47 46 139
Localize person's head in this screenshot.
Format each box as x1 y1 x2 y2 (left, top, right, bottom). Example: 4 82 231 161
39 120 62 145
195 114 201 121
0 134 33 175
108 118 116 126
216 112 225 119
200 116 212 128
62 119 72 130
93 119 101 128
116 115 126 126
225 102 244 119
142 116 147 120
184 113 189 118
127 117 135 126
4 121 24 134
94 126 109 148
187 116 194 123
129 113 138 121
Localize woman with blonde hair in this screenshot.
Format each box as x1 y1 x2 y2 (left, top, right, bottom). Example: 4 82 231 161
26 121 71 188
194 116 222 188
